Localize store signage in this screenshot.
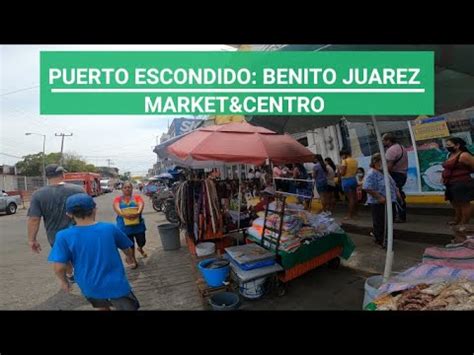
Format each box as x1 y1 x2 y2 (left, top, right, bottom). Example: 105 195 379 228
40 51 434 115
171 118 202 136
412 116 450 141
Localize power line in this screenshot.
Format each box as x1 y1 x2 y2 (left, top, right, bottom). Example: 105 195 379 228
0 152 23 158
0 85 39 97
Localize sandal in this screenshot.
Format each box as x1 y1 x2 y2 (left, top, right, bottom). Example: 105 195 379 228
137 248 148 258
447 221 459 226
130 262 138 269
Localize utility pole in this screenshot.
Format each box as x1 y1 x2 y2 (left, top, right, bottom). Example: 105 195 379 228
55 133 73 165
106 159 114 167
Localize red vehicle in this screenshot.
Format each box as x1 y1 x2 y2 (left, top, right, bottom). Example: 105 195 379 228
64 172 102 197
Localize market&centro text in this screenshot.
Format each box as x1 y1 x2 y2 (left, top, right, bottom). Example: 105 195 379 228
144 96 325 114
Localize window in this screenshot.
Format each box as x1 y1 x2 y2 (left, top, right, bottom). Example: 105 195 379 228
344 120 419 193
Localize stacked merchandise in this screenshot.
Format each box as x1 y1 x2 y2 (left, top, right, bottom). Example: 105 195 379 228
422 238 474 269
247 209 343 253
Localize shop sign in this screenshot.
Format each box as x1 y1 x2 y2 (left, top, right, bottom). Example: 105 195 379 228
412 116 450 141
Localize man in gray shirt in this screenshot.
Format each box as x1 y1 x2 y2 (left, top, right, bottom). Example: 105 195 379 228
27 164 85 280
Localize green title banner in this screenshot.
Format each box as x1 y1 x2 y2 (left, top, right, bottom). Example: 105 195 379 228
40 51 434 115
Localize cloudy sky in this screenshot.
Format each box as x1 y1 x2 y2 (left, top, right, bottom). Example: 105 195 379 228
0 45 235 175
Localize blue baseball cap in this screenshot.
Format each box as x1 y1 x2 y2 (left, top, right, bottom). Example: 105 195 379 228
66 193 96 213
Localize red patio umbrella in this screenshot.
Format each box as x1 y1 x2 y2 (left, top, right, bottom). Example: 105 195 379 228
166 121 315 165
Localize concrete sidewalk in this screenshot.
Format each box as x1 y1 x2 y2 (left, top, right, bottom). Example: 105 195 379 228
330 204 455 245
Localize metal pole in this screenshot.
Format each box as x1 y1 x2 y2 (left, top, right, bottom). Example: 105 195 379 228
371 115 394 282
56 133 73 165
42 135 46 186
60 135 65 164
407 121 422 192
237 165 242 234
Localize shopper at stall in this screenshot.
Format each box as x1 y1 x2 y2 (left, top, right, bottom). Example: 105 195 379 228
113 181 147 269
273 164 283 191
339 149 359 220
356 167 367 204
383 133 408 223
48 193 140 311
312 154 330 212
363 153 399 248
254 168 262 191
442 137 474 225
324 158 337 213
294 163 313 210
247 169 255 180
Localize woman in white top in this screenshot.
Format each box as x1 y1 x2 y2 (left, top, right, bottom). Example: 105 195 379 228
324 158 337 213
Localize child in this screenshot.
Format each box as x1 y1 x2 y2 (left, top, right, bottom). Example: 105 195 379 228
363 154 400 249
48 193 140 311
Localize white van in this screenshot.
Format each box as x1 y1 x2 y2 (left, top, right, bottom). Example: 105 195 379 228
100 179 113 193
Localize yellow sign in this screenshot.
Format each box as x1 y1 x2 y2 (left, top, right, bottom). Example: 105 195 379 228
212 115 246 125
413 117 450 141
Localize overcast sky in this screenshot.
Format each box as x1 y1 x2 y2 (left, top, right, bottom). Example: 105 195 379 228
0 45 235 175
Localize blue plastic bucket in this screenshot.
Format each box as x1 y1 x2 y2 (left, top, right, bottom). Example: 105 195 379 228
209 292 240 311
198 258 230 288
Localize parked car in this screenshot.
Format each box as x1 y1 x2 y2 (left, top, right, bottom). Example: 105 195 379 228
0 192 22 215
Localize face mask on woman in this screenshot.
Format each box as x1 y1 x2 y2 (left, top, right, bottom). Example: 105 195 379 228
356 173 364 179
446 146 457 153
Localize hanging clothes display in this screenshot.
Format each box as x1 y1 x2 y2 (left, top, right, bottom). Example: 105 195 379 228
175 178 224 243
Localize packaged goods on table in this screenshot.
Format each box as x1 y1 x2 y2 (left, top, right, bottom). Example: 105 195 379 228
373 280 474 311
246 212 354 268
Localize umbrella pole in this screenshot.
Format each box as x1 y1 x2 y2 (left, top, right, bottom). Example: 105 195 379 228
371 115 394 282
237 164 242 240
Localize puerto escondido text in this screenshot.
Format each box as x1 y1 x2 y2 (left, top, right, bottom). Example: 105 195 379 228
40 51 434 115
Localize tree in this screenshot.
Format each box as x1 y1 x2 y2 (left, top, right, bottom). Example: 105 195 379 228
62 153 97 173
16 152 98 176
16 152 61 176
120 172 131 181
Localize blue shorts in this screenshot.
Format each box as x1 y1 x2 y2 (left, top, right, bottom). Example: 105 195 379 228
341 177 358 192
316 182 329 193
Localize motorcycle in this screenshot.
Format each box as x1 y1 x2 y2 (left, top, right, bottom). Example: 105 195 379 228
163 197 179 224
151 186 173 212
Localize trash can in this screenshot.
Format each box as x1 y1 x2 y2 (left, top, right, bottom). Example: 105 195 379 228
158 223 181 251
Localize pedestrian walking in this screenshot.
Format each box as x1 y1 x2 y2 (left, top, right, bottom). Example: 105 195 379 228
27 164 85 283
48 193 140 311
113 181 147 269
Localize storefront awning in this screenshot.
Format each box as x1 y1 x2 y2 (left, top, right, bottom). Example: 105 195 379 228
248 45 474 133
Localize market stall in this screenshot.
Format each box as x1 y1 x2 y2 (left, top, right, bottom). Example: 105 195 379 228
166 121 316 252
366 228 474 310
165 122 355 298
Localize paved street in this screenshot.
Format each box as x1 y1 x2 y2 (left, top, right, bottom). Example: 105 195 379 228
0 191 203 310
0 190 434 310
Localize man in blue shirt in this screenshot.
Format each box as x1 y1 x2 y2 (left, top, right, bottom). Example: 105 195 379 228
48 193 140 311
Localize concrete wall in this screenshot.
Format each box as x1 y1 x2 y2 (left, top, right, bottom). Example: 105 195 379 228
1 175 44 192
